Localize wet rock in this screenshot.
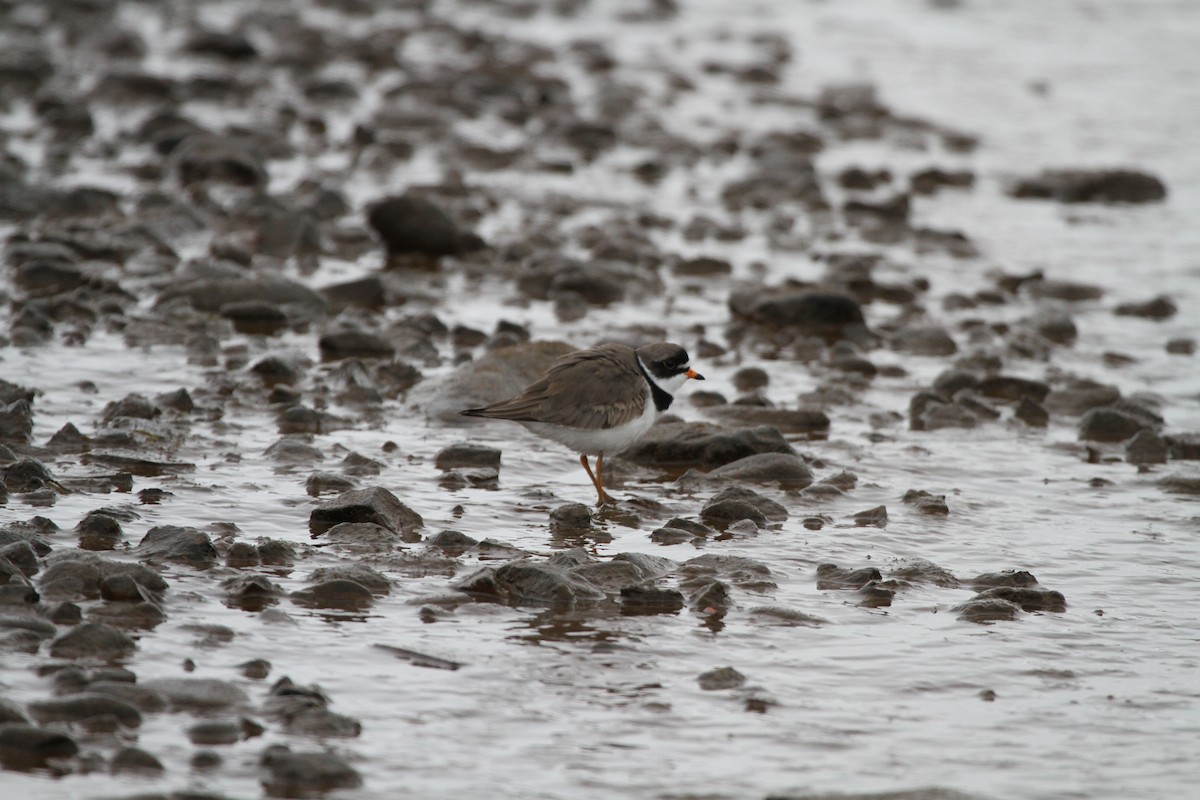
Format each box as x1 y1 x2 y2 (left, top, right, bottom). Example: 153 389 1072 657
709 487 788 522
251 355 307 387
426 530 478 555
680 554 775 591
0 541 38 578
747 606 826 627
620 422 795 471
1165 434 1200 460
221 301 289 336
454 559 606 608
693 453 814 489
1078 407 1151 443
549 503 593 532
309 565 390 595
700 496 767 530
970 570 1039 590
1159 475 1200 495
701 405 831 436
853 505 888 527
269 439 325 465
1166 338 1196 355
140 678 249 712
977 376 1050 403
83 681 168 713
1014 396 1050 427
1126 430 1168 464
187 719 246 746
649 517 716 544
975 586 1067 613
857 580 897 608
290 580 375 611
260 744 363 797
111 745 164 774
891 560 960 588
28 693 141 728
158 277 328 315
0 400 33 444
891 324 957 356
1009 168 1167 203
320 521 408 551
185 29 259 60
172 134 267 186
76 511 123 551
0 724 79 767
688 580 732 613
901 489 949 515
1025 278 1104 302
698 666 746 691
729 289 871 345
224 575 284 611
2 459 61 493
318 330 395 361
955 597 1023 623
136 525 218 567
1114 296 1177 320
435 443 502 471
309 487 423 536
1045 380 1122 416
48 621 136 660
816 564 882 590
619 585 685 615
367 193 483 261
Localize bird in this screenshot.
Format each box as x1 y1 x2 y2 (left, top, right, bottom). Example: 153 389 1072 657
461 341 704 506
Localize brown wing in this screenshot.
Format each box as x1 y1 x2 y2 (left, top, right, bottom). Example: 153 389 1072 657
461 344 646 430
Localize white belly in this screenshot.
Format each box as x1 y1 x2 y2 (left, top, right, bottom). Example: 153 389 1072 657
520 390 659 456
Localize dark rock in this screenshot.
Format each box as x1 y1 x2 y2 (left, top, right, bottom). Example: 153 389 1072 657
28 693 141 727
649 517 716 544
853 505 888 526
220 301 289 336
1165 434 1200 460
188 719 243 745
970 570 1039 590
435 443 502 471
620 422 795 471
1166 338 1196 355
426 530 478 555
700 497 766 530
1025 278 1104 302
688 580 732 613
309 487 423 536
0 541 38 577
320 521 407 551
223 575 283 611
890 559 960 588
1159 476 1200 495
321 275 388 311
696 453 814 489
891 324 957 356
172 134 267 186
1045 380 1122 416
680 554 775 591
268 439 325 464
857 580 897 608
261 745 363 797
308 565 390 595
977 376 1050 403
901 489 949 515
318 330 395 361
954 597 1023 623
1014 396 1050 427
975 586 1067 613
76 511 123 550
0 400 33 443
290 580 374 611
140 678 249 711
158 277 328 315
1114 296 1177 320
1010 168 1167 204
550 503 593 531
815 564 882 590
1126 430 1168 464
367 193 482 260
111 745 164 774
701 405 831 436
619 585 685 615
698 666 746 691
49 621 136 660
137 525 218 566
454 559 605 608
251 355 307 387
2 459 60 493
1078 407 1151 443
0 723 78 766
729 289 871 345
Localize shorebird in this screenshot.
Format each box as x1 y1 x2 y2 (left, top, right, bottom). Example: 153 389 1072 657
461 341 704 505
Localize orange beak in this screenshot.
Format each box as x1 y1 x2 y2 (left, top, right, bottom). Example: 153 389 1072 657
686 368 705 381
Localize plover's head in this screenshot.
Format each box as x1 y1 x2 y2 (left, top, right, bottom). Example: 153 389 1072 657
636 342 704 395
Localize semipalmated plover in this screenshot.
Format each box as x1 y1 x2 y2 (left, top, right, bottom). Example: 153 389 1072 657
461 342 704 506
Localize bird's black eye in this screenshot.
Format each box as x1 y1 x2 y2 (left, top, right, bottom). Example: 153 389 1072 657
661 358 676 370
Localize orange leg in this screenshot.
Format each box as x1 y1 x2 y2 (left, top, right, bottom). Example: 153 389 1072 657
579 453 615 507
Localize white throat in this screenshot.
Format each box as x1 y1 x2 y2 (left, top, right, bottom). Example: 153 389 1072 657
638 357 689 396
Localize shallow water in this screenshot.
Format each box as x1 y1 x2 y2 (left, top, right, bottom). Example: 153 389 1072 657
2 0 1199 799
